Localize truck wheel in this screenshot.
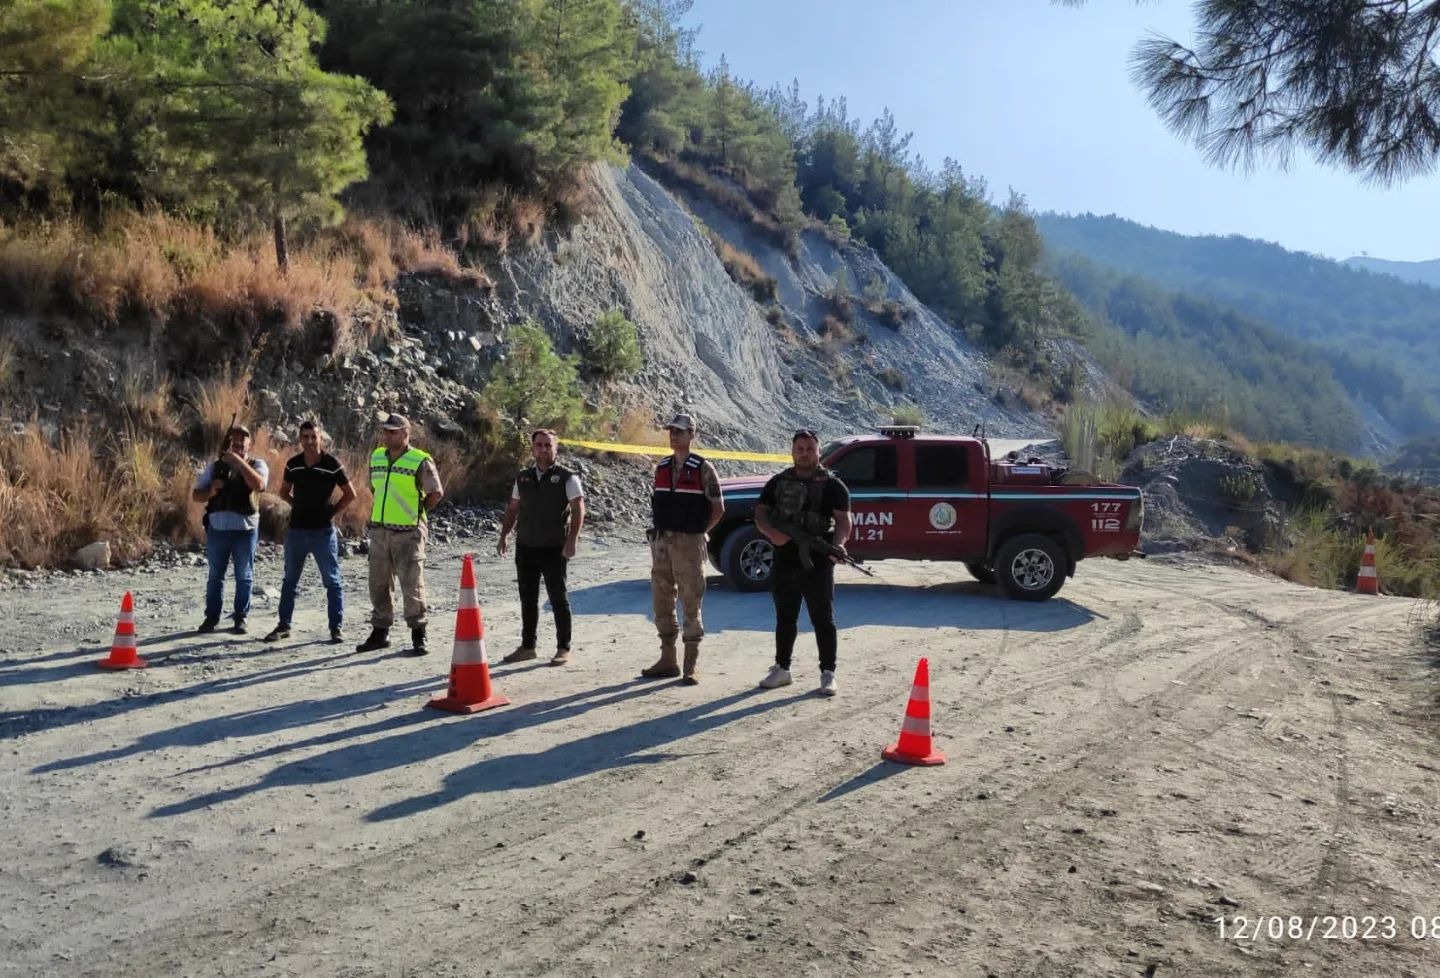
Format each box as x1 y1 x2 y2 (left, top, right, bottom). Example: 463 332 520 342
965 561 996 584
995 534 1066 601
719 525 774 592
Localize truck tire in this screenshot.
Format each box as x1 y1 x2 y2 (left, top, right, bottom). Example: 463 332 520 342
719 524 774 592
965 561 996 585
995 534 1066 601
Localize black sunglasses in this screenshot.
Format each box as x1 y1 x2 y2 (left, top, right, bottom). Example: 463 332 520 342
792 428 820 442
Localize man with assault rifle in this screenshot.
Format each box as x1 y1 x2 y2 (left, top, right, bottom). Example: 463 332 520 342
754 427 854 698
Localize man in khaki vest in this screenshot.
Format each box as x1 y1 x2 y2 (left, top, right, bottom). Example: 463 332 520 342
357 414 443 656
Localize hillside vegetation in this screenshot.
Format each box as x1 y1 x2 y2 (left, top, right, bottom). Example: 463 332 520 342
1037 213 1440 437
1052 254 1362 451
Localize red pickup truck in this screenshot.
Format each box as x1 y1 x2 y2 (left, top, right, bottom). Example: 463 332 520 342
708 426 1143 600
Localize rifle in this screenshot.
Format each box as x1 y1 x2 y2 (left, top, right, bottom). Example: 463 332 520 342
215 411 238 479
768 517 874 577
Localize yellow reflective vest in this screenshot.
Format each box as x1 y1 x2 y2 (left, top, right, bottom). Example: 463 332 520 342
369 446 432 526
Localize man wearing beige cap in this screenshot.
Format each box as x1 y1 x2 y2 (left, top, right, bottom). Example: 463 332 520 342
357 414 443 656
641 413 724 684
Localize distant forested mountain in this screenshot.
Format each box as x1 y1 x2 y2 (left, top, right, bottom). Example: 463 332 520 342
1036 214 1440 438
1053 254 1362 451
1342 256 1440 289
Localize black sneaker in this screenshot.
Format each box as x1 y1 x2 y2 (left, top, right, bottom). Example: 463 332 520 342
263 625 291 642
232 619 248 635
196 617 219 635
329 628 344 645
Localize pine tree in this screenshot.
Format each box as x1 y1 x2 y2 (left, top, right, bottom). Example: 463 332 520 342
0 0 109 193
126 0 391 271
532 0 629 182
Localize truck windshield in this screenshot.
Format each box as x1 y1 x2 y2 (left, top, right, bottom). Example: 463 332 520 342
820 441 842 461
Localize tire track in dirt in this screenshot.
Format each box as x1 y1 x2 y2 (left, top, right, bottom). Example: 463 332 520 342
54 569 1408 978
61 578 1234 978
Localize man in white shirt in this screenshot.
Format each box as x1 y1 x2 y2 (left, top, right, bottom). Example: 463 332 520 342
496 429 586 666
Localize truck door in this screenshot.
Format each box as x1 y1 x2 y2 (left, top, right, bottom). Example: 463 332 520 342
826 443 904 557
907 441 986 560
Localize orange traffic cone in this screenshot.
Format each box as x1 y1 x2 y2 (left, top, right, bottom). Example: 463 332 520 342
882 657 945 766
1356 531 1380 595
428 554 509 714
97 591 148 670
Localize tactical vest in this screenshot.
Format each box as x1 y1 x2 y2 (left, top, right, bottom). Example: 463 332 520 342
515 463 575 548
772 465 834 535
369 446 432 526
651 453 711 534
205 459 260 519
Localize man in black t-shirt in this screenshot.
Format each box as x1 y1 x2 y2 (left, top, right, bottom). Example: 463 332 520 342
754 428 853 697
264 420 357 644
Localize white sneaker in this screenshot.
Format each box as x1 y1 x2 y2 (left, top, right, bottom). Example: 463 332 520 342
818 670 838 697
759 665 793 689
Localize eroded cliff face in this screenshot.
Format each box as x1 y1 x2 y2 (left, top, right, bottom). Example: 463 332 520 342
407 163 1051 450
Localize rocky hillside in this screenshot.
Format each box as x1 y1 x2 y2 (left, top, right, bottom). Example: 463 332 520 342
4 163 1056 459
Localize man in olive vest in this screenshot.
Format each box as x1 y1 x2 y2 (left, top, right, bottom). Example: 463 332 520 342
755 428 852 697
642 413 724 685
192 424 269 635
496 429 586 666
357 414 444 656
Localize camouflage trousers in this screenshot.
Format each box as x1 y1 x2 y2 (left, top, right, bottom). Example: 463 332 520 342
650 530 708 649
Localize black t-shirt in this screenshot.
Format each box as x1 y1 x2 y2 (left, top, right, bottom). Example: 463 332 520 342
758 469 851 565
284 452 349 530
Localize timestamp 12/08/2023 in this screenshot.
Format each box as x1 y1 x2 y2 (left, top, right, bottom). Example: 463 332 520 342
1216 915 1440 941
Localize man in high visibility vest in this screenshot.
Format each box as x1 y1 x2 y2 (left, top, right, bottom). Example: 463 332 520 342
357 414 444 655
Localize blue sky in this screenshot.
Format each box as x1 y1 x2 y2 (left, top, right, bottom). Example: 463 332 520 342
684 0 1440 262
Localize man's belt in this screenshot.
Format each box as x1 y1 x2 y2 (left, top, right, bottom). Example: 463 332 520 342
369 522 420 532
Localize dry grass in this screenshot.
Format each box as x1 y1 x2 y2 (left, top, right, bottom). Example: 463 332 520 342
0 211 486 364
464 187 550 256
706 231 777 304
644 156 798 255
120 362 181 439
0 424 152 567
190 368 253 454
0 331 16 391
616 406 668 447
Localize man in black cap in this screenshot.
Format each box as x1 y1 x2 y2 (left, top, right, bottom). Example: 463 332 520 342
191 424 269 634
641 413 724 684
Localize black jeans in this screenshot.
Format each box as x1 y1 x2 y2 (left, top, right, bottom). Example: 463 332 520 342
516 545 571 649
771 558 837 672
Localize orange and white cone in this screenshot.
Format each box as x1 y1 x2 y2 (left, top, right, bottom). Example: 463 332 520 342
428 554 509 714
882 657 945 766
1356 531 1380 595
97 591 148 670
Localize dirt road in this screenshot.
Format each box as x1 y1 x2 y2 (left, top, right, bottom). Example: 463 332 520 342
2 540 1437 977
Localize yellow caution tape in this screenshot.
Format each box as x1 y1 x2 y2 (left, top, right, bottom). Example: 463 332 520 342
564 438 789 463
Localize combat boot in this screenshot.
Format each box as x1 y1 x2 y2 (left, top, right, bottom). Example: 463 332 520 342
681 644 700 686
641 644 681 679
356 627 390 653
406 625 428 657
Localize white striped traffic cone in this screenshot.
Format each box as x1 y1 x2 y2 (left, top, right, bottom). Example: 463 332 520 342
428 554 509 714
1356 531 1380 595
882 657 946 766
98 591 147 670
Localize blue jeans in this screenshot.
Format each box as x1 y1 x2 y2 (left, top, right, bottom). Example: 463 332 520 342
205 527 259 622
278 527 344 631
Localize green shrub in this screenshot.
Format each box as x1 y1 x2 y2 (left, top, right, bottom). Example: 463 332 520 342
891 404 923 426
582 307 642 381
876 366 906 391
481 320 585 431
